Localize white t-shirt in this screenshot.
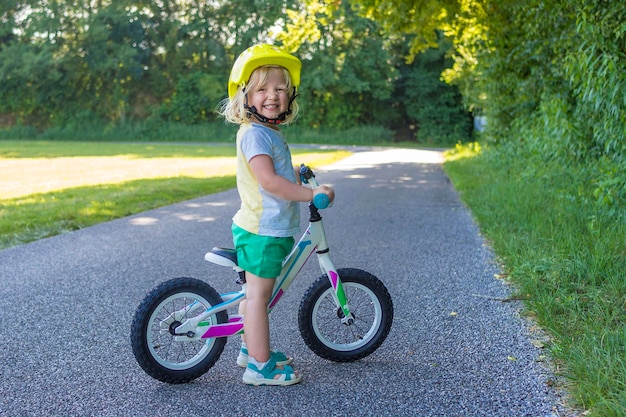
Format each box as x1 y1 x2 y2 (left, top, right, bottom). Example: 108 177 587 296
232 123 300 237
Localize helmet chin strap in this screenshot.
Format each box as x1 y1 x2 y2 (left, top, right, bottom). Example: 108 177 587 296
244 88 297 125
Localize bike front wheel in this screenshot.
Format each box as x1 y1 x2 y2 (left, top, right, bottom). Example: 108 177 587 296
298 268 393 362
130 277 228 383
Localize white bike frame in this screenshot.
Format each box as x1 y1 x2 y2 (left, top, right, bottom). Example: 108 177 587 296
167 179 351 342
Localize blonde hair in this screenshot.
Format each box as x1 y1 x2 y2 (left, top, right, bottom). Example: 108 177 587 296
218 65 299 125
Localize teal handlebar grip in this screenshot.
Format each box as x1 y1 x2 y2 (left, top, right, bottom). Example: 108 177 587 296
313 193 330 209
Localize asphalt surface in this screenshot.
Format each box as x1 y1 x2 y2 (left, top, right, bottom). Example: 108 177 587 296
0 148 567 417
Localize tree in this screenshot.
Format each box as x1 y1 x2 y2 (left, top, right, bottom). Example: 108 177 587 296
0 0 471 145
279 1 397 129
279 0 471 142
395 35 472 143
351 0 462 57
82 3 151 122
0 0 299 126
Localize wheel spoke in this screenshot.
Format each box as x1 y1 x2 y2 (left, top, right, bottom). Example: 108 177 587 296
298 269 393 362
131 277 228 383
314 282 379 349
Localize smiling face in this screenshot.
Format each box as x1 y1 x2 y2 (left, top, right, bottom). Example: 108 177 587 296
246 66 290 126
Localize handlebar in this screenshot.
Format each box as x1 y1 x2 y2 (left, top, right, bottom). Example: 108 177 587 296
300 164 331 210
312 193 331 210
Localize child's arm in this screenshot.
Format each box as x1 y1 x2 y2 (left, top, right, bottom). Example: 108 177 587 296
294 165 302 185
250 155 334 203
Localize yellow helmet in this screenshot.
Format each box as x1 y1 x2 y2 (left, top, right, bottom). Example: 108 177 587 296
228 44 301 99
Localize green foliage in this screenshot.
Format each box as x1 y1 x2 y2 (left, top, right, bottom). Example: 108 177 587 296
591 157 626 214
279 0 471 141
81 3 150 122
351 0 462 56
354 0 626 413
283 1 397 130
356 0 625 224
394 35 472 144
283 124 394 145
443 0 568 145
351 0 625 159
0 41 64 122
0 0 473 144
0 0 292 126
158 72 223 124
480 0 625 214
0 121 398 146
0 176 236 249
445 143 626 416
565 2 626 161
0 119 238 142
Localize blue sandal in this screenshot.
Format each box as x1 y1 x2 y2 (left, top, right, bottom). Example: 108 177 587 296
237 347 293 368
242 357 302 386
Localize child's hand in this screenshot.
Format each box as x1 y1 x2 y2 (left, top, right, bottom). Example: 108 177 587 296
314 185 335 203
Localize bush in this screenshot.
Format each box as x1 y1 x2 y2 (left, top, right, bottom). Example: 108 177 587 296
284 124 394 145
0 121 400 146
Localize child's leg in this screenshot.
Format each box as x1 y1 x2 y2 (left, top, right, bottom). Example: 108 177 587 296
238 299 246 344
242 272 274 363
237 292 293 368
243 272 299 367
242 272 301 385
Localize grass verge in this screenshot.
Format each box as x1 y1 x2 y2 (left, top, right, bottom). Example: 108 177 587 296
0 141 350 249
444 143 626 416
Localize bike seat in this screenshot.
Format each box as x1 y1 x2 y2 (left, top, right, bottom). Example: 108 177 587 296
205 247 238 267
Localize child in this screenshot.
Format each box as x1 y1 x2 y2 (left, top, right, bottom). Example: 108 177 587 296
219 44 334 386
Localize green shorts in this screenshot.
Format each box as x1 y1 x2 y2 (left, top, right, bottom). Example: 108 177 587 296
231 223 295 278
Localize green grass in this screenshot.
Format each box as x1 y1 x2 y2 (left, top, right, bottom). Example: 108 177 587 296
1 176 236 248
444 143 626 416
0 140 238 158
0 140 349 249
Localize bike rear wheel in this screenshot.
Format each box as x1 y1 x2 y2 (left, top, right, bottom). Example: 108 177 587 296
130 277 228 383
298 268 393 362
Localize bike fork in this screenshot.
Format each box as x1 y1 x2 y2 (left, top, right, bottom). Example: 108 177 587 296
317 252 353 325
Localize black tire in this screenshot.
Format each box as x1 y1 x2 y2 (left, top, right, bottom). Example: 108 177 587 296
298 268 393 362
130 277 228 383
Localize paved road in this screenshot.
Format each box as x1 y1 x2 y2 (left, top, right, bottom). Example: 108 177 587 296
0 148 565 417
